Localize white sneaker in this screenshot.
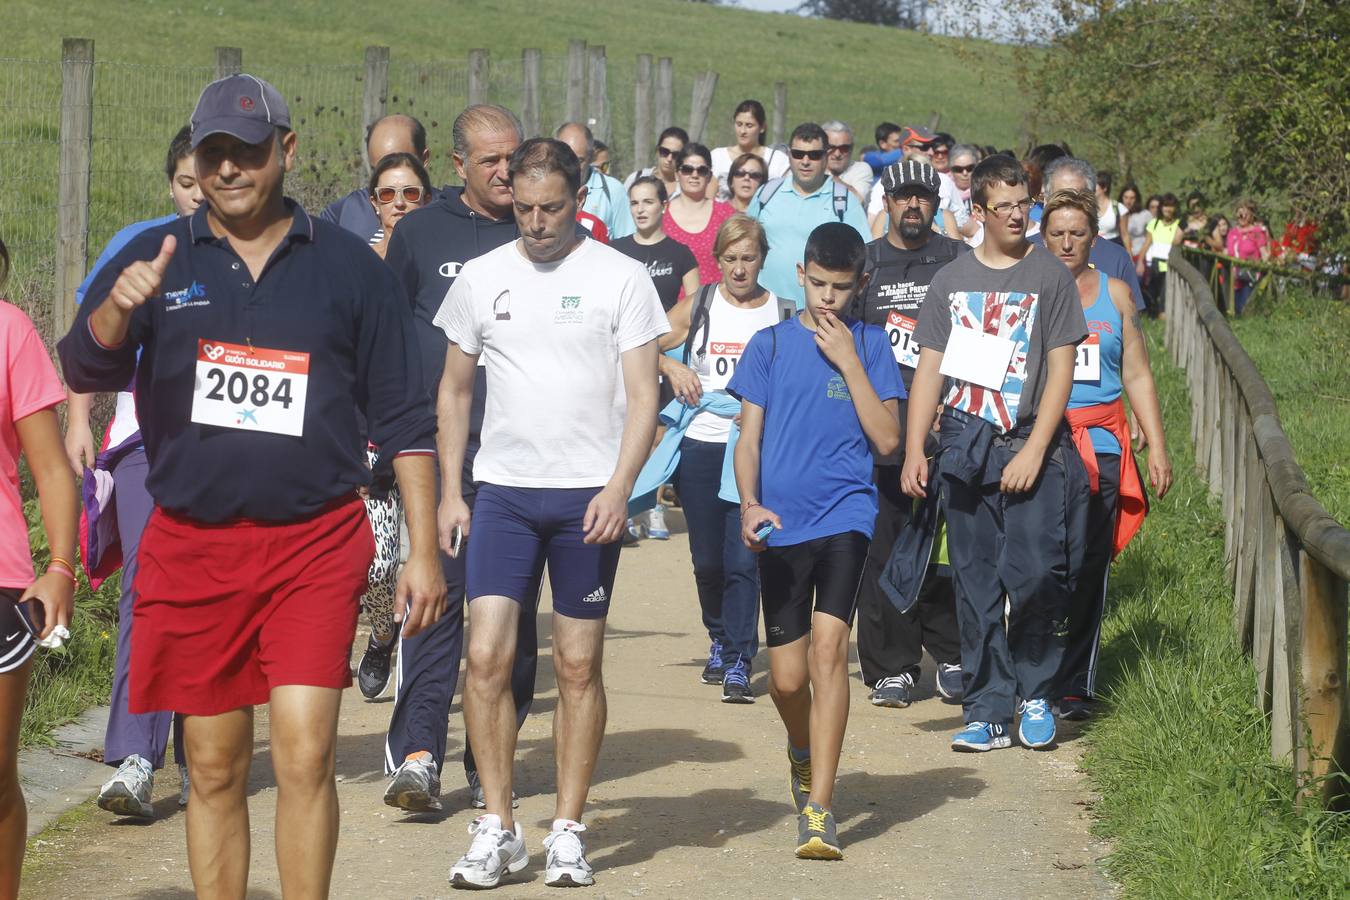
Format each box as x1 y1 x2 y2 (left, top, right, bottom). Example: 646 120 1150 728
449 814 528 889
97 754 155 819
543 819 595 887
178 764 190 808
646 504 670 540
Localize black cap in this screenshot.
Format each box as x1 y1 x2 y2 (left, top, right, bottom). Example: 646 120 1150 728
881 159 940 196
190 74 291 149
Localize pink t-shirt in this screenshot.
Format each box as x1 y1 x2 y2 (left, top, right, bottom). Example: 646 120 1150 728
0 301 66 588
1226 224 1268 262
664 200 735 285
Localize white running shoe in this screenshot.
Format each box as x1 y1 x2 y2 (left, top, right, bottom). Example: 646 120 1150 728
449 814 528 889
178 764 190 808
543 820 595 887
646 504 670 540
97 754 155 819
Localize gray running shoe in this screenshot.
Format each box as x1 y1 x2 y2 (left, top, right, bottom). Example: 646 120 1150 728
97 754 155 819
543 821 595 887
787 746 812 813
869 673 915 708
384 752 442 811
357 632 395 700
795 801 843 860
466 768 519 810
178 763 190 808
449 814 528 889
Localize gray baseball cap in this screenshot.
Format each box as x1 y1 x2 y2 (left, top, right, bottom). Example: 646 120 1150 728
190 74 291 149
880 159 941 195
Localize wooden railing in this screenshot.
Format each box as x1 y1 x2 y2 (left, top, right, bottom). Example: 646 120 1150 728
1163 248 1349 806
1179 244 1348 314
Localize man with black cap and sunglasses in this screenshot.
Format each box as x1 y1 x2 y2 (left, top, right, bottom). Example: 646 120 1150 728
59 73 447 898
852 160 968 710
748 122 870 308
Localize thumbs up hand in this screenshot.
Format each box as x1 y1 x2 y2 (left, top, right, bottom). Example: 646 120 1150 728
108 235 177 313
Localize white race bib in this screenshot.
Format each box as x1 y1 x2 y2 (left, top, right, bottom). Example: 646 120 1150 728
1074 333 1101 382
707 340 745 390
885 311 921 368
939 325 1015 391
191 340 310 437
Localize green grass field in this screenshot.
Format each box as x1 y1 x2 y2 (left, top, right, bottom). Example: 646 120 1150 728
1230 287 1350 524
1084 322 1350 896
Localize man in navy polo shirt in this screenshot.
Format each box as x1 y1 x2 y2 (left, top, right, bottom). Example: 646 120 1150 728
58 74 447 899
748 122 870 308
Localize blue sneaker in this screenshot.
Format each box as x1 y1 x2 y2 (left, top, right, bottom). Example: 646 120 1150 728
1018 699 1056 748
951 721 1012 752
935 663 964 702
700 639 725 685
721 655 754 704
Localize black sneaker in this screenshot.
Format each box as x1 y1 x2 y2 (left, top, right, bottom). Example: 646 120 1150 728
700 639 726 685
357 633 395 700
1058 696 1095 721
720 656 754 704
869 673 914 708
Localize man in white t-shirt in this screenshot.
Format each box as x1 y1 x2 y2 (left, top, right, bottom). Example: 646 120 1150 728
434 137 667 890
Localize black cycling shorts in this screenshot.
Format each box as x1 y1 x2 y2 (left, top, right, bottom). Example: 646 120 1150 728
0 588 36 675
758 531 870 647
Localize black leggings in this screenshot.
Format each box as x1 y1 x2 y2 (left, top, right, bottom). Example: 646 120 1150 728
758 532 870 647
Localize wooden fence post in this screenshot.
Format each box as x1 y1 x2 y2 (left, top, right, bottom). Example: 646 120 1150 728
633 54 653 168
687 71 718 144
1296 553 1349 807
521 49 542 138
586 45 608 144
772 82 787 146
468 49 490 107
566 40 587 125
54 38 94 340
361 46 390 180
655 58 674 133
214 46 242 80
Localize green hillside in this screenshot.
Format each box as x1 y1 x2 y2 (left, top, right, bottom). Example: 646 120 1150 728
3 0 1030 160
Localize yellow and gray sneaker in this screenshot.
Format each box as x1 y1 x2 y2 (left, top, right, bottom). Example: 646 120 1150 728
97 754 155 819
796 801 843 860
384 750 442 812
787 745 812 813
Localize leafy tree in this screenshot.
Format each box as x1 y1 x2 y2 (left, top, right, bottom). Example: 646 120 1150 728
798 0 930 30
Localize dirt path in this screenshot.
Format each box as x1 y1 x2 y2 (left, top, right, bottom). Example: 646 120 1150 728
23 512 1113 898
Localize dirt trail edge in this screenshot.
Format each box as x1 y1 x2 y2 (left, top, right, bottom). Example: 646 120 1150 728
23 514 1114 899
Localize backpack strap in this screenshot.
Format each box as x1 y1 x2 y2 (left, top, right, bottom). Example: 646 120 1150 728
831 178 849 223
682 283 719 364
755 176 786 213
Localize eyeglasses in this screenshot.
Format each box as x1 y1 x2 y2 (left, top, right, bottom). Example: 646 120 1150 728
730 168 766 182
678 164 712 177
827 143 852 155
983 198 1033 218
374 185 426 204
886 190 935 204
951 165 975 175
930 146 950 156
657 146 680 158
790 148 825 161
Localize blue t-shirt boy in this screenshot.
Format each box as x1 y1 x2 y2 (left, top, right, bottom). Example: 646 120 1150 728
728 317 903 546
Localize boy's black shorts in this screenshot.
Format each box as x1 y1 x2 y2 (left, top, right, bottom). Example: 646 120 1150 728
758 532 869 647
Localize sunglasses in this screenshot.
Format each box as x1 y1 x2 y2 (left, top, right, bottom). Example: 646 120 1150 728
730 168 766 182
790 148 825 161
374 185 426 204
951 165 975 175
657 146 681 158
931 146 950 155
679 164 712 177
827 143 853 155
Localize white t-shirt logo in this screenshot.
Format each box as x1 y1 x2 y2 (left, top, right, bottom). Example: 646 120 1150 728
439 261 463 279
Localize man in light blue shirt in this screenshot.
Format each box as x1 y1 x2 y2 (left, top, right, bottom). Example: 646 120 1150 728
748 123 870 307
556 121 634 240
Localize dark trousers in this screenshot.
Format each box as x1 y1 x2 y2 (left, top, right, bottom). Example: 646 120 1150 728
1058 451 1120 700
383 480 539 777
942 445 1083 725
1144 260 1168 316
856 464 960 686
104 448 184 769
672 438 760 662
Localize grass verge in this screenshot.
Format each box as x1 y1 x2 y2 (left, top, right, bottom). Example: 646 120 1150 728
1231 286 1350 524
1083 322 1350 896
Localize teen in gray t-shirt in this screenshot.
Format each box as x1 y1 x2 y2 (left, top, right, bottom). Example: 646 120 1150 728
915 244 1086 432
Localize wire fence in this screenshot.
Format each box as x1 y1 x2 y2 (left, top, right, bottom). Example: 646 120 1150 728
0 45 732 353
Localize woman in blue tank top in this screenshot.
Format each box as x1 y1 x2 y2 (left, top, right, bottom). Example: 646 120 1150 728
1043 190 1172 720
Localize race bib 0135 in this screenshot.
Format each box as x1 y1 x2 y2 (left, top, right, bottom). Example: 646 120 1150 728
190 339 310 437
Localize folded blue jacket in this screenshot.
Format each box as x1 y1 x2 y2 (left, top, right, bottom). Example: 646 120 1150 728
629 393 742 516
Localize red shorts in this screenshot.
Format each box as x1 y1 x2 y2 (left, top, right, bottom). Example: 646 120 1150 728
129 497 374 716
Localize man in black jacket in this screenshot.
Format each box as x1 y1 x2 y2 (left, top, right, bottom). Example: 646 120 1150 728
376 104 538 813
320 113 431 239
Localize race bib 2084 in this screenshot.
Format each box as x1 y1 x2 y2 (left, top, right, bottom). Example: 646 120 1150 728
190 339 310 436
